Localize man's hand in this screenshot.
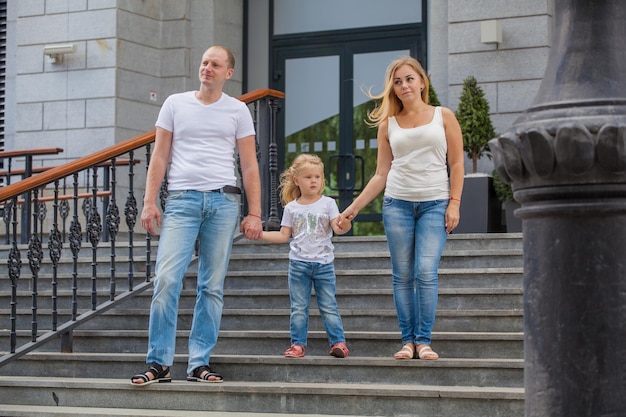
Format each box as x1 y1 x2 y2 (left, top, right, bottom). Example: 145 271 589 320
241 215 263 240
141 202 162 235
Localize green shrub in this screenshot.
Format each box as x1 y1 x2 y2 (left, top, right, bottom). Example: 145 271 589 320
456 76 496 173
492 169 514 203
428 77 441 106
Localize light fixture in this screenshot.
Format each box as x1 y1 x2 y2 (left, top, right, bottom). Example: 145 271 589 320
481 20 502 44
43 43 77 64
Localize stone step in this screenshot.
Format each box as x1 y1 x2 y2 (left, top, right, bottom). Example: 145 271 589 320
0 238 524 276
0 376 524 417
0 233 523 259
5 266 524 293
1 306 523 334
226 267 524 290
0 404 372 417
3 329 523 359
0 352 525 388
2 248 523 275
2 287 523 311
226 249 524 271
219 308 524 333
230 234 524 254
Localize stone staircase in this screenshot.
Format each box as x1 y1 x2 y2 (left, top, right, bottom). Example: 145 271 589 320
0 233 525 416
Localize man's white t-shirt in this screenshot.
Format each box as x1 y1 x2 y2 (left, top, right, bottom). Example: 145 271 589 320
155 91 256 191
281 196 340 265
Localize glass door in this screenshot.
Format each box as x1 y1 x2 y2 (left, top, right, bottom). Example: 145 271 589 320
348 49 410 235
272 29 422 234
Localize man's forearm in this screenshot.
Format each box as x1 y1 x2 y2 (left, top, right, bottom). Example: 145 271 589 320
242 167 262 216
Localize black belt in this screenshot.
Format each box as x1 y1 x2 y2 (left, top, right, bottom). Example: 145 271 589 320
211 185 241 194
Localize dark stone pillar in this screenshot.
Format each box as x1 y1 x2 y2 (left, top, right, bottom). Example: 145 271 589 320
488 1 626 416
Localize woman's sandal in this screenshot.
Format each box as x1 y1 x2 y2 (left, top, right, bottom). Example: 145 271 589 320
393 343 416 360
187 365 223 383
284 344 305 358
130 363 172 386
416 344 439 360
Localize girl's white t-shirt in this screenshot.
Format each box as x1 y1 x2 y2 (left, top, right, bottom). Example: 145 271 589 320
385 106 450 202
281 196 340 265
156 91 256 191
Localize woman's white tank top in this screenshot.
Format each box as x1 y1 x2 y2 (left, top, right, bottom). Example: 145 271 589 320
385 106 450 202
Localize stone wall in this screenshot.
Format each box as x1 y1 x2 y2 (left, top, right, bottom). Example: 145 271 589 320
429 0 553 173
9 0 549 177
12 0 245 165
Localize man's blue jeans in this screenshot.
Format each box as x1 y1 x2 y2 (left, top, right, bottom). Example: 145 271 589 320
146 190 239 374
288 259 346 347
382 197 448 346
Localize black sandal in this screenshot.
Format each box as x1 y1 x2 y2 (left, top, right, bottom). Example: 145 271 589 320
130 363 172 386
187 365 223 383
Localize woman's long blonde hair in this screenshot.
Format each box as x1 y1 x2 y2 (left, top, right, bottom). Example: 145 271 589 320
367 56 429 127
279 154 326 205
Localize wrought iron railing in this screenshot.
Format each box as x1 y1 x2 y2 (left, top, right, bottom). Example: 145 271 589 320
0 88 284 366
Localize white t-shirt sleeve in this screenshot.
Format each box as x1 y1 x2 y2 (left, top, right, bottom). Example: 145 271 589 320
155 95 175 132
234 101 256 140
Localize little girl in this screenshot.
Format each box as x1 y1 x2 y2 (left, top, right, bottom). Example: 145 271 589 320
261 154 351 358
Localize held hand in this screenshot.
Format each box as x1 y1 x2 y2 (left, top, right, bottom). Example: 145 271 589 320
335 214 352 233
241 215 263 240
340 207 359 224
141 204 162 235
336 216 347 232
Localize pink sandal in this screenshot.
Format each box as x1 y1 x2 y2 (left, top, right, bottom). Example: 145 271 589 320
329 342 349 358
284 344 305 358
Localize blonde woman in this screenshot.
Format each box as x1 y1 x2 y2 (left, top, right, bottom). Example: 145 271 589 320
340 57 464 360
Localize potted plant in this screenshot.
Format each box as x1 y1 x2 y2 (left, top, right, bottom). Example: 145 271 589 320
454 76 501 233
492 170 522 233
456 75 495 173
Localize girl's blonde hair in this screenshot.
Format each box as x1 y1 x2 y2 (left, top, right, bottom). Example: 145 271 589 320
279 154 326 205
367 56 429 127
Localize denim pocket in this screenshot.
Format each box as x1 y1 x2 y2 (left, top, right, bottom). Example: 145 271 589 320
166 190 186 201
223 192 240 204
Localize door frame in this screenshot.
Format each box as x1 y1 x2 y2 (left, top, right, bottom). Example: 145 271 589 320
271 24 425 226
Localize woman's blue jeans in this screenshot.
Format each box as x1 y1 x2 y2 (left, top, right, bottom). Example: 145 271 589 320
146 190 239 374
288 259 346 347
382 197 448 346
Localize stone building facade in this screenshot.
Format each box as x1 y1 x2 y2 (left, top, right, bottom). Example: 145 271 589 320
4 0 553 175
